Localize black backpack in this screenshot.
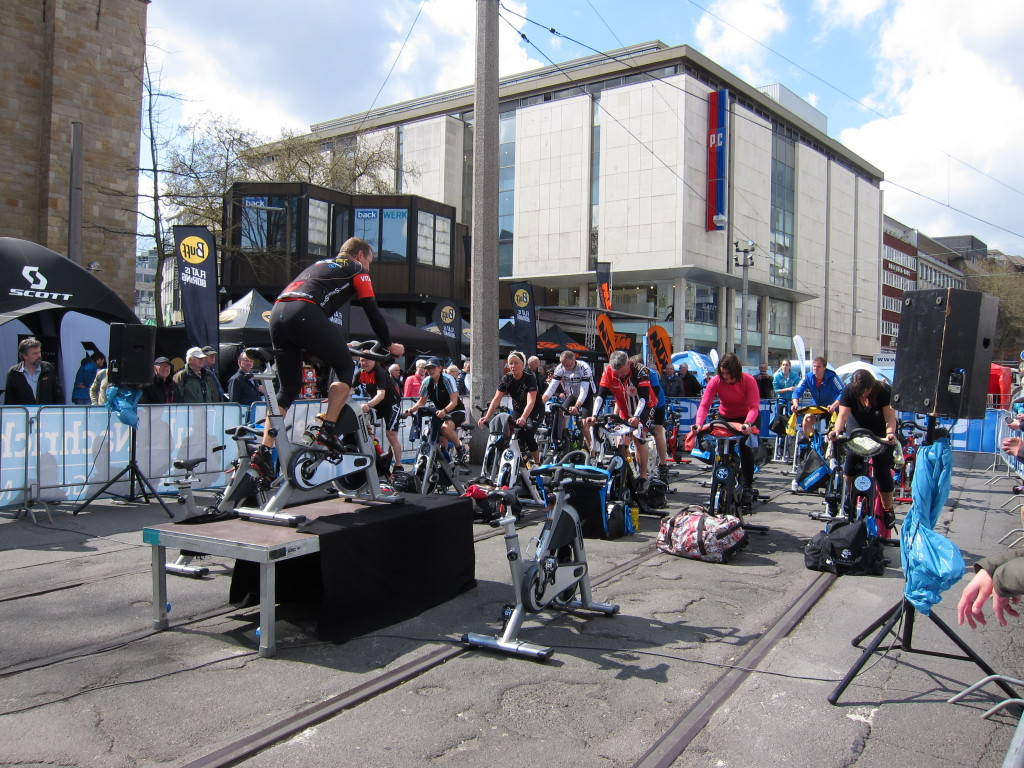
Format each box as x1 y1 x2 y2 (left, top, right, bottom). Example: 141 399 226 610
805 518 886 576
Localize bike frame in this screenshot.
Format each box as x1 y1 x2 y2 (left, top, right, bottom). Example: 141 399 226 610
412 410 465 496
461 464 619 660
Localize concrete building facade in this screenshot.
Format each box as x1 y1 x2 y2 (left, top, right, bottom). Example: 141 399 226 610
1 0 148 308
311 41 886 365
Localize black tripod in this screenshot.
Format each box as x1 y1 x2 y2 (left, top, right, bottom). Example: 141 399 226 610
829 417 1018 705
73 424 173 517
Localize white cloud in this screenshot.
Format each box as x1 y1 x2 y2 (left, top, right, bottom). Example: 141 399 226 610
840 0 1024 252
812 0 886 30
694 0 788 84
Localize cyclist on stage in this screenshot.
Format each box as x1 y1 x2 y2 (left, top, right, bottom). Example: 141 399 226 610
691 352 761 505
250 237 404 482
584 350 655 493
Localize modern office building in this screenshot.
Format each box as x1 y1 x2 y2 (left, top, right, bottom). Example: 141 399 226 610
308 41 886 364
2 0 147 308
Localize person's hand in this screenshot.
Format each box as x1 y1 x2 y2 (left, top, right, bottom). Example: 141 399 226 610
738 422 751 435
568 405 579 415
1003 436 1023 458
627 416 639 428
583 416 596 427
388 343 405 358
477 415 489 427
361 403 370 413
956 569 1021 628
884 432 897 445
516 415 527 427
826 430 837 442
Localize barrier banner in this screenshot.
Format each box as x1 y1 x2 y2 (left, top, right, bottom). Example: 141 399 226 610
647 325 672 371
595 262 612 310
432 300 462 363
173 225 219 351
509 281 537 357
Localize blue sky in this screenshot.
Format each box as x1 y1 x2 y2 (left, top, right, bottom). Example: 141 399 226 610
147 0 1024 254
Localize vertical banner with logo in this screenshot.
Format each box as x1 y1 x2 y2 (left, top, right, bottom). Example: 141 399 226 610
596 313 616 358
509 282 537 358
647 325 672 371
432 301 463 363
706 88 728 232
173 225 219 351
595 261 612 310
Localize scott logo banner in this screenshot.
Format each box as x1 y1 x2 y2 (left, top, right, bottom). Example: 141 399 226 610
509 281 537 358
173 225 219 351
647 325 672 370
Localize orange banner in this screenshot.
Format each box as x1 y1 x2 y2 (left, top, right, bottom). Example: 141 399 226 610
647 325 672 370
596 313 616 357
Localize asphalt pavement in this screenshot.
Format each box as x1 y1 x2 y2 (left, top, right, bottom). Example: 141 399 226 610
0 450 1022 768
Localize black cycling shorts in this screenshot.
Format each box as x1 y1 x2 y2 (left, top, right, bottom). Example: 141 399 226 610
374 401 403 432
270 299 354 410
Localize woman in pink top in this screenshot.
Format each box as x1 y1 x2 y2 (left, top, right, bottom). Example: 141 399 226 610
691 352 761 498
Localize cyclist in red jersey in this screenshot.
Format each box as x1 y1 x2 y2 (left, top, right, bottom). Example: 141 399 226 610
584 350 655 492
250 238 404 480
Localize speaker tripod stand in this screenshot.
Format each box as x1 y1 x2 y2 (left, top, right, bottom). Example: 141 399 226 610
828 597 1019 705
73 424 173 517
829 416 1018 706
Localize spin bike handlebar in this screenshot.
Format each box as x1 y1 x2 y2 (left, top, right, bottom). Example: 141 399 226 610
348 340 394 362
830 427 894 457
693 418 759 438
793 404 831 418
529 463 607 484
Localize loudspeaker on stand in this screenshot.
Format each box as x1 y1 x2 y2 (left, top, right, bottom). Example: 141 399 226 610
891 288 998 419
108 323 156 388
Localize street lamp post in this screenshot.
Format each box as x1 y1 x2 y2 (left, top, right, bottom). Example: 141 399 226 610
734 240 755 365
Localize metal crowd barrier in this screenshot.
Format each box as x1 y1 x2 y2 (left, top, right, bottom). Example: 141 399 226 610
2 398 1019 518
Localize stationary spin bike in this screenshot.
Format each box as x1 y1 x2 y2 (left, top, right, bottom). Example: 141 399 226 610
170 341 403 529
462 461 620 660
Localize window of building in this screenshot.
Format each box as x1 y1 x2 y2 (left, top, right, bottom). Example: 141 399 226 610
685 282 719 326
380 208 408 262
734 293 761 332
770 131 795 289
767 298 792 336
332 204 351 254
498 111 516 277
417 211 435 265
589 96 601 269
354 208 380 255
308 199 329 258
240 195 296 254
435 215 451 268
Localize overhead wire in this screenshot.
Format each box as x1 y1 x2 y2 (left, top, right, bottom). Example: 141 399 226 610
352 0 429 135
505 1 1023 248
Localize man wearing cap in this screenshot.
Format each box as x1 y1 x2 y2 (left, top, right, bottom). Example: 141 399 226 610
201 346 227 401
141 356 182 404
227 351 262 408
404 357 468 464
174 347 220 403
251 237 404 482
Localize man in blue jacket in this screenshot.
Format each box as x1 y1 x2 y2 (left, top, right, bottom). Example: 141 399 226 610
791 356 843 438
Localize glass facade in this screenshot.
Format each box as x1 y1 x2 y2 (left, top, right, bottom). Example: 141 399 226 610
770 130 795 288
417 211 453 268
498 110 516 277
685 282 719 326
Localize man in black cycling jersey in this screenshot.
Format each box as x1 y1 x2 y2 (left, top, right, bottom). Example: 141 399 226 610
404 357 469 465
250 237 404 482
353 355 404 471
541 350 595 452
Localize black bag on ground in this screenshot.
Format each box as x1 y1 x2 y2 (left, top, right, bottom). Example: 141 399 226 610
804 518 886 576
646 477 668 509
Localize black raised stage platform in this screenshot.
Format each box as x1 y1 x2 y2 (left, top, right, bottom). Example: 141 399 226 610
229 493 476 643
